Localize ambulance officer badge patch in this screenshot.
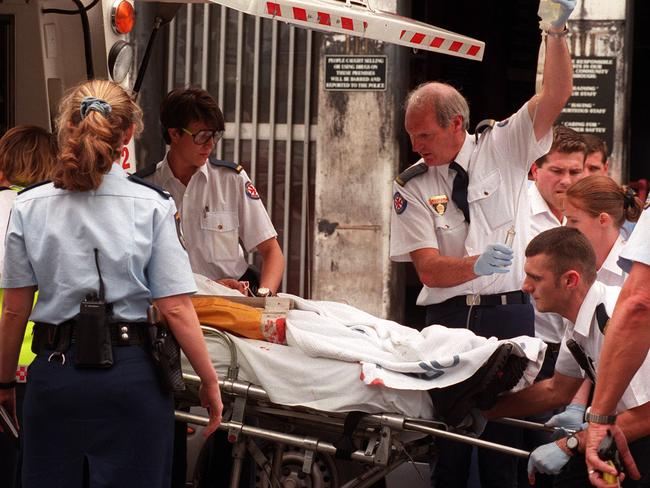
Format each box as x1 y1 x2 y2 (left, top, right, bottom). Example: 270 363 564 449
245 181 260 200
393 192 407 214
428 195 448 216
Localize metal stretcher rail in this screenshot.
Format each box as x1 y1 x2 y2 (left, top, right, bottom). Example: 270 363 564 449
177 373 532 459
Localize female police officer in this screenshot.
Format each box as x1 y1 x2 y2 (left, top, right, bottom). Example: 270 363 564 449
0 79 222 487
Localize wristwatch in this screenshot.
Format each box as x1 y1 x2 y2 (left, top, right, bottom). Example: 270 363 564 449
256 287 271 298
566 434 580 455
585 406 617 425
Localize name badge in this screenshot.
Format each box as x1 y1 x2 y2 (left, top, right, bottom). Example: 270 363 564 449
428 195 449 216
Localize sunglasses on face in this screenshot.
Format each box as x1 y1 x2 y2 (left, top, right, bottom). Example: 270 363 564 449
181 127 225 145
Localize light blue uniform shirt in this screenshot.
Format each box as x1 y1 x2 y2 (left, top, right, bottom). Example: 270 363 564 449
1 163 197 324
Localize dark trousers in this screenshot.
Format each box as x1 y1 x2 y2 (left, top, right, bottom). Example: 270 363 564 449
427 300 534 488
22 345 174 488
554 435 650 487
0 382 25 488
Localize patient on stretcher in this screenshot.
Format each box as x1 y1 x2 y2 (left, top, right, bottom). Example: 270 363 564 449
189 274 546 429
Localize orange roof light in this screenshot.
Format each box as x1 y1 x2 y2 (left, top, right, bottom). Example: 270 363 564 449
112 0 135 35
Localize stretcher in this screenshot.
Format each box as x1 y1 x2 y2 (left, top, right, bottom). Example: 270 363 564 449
175 292 551 488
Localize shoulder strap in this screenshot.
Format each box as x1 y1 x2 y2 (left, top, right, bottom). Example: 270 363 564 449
595 303 610 335
133 163 158 178
208 158 243 173
17 180 51 195
127 175 171 199
474 119 496 143
395 161 428 187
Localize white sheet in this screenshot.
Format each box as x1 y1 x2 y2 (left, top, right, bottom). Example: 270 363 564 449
185 333 434 418
283 294 546 392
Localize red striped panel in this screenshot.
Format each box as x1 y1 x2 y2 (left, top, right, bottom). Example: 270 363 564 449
467 45 481 56
449 41 463 52
400 29 406 39
341 17 354 30
430 37 444 48
318 11 331 25
410 32 426 44
266 2 281 16
293 7 307 21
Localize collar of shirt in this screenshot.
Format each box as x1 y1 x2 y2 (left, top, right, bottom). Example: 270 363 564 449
447 133 474 176
599 234 626 281
528 182 566 225
159 152 210 188
107 161 128 179
573 281 620 338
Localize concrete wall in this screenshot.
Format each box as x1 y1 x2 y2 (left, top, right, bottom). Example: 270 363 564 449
311 1 405 319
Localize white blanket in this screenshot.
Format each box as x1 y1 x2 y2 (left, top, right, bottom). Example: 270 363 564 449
282 294 546 392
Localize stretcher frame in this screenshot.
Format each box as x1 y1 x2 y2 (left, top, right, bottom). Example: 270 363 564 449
175 326 540 488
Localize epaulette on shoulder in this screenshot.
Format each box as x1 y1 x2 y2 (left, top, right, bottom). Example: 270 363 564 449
133 164 158 178
595 303 610 335
18 180 51 195
395 162 428 187
474 119 496 143
209 158 243 173
127 174 171 199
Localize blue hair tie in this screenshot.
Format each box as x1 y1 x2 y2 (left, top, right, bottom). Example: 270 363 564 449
80 96 112 120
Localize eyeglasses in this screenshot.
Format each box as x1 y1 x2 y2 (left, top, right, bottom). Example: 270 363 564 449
182 127 225 145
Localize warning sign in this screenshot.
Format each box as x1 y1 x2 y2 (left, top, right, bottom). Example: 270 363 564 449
557 57 616 154
325 55 387 91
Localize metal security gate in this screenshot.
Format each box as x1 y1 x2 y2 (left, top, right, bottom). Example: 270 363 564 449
165 4 320 297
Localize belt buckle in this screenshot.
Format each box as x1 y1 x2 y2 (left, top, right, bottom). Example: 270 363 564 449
466 294 480 306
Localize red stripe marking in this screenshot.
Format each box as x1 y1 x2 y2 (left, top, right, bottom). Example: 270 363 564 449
266 2 281 16
467 45 481 56
318 11 331 25
363 21 367 29
449 41 463 52
410 32 425 44
341 17 354 30
400 29 406 39
430 37 444 48
292 7 307 21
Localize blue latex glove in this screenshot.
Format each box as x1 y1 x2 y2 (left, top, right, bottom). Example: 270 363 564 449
550 0 577 28
473 244 513 276
456 409 487 438
527 441 571 484
546 403 586 431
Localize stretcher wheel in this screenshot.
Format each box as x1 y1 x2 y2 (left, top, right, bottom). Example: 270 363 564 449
255 446 339 488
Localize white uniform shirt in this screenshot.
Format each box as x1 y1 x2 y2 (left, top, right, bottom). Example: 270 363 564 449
146 154 278 281
528 183 567 344
618 207 650 272
0 187 18 276
555 281 650 413
597 234 627 287
390 103 553 306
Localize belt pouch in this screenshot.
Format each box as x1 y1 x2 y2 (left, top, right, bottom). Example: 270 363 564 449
74 301 114 368
149 324 185 392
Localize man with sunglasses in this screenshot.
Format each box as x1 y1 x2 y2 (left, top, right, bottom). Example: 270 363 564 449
138 87 284 297
137 87 284 488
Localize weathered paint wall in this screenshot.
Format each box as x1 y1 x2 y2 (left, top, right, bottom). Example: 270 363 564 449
311 1 404 319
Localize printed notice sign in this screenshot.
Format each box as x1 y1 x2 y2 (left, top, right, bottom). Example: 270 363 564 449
557 56 616 154
325 55 387 91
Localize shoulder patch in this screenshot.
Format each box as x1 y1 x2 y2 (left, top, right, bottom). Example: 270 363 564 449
245 181 260 200
17 180 51 195
595 303 610 335
393 191 407 214
209 158 243 173
474 119 496 143
133 164 158 178
127 175 171 199
395 162 428 187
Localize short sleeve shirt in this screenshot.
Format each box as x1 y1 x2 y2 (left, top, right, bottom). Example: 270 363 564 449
390 102 553 305
1 164 197 324
528 183 567 344
555 281 650 413
0 187 18 275
618 205 650 272
146 155 278 282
